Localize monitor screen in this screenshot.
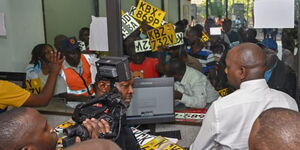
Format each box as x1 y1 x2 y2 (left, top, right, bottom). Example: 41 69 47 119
0 72 26 88
126 77 175 125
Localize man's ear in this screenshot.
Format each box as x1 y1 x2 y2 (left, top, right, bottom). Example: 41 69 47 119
96 81 103 90
240 66 247 81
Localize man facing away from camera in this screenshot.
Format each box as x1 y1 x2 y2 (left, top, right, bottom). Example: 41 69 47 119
190 43 298 150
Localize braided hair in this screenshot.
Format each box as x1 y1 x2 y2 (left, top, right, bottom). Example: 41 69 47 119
29 44 53 67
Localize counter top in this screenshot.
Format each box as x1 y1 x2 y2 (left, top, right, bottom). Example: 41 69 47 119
35 98 74 116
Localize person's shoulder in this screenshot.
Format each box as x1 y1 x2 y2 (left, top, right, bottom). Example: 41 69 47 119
25 63 35 70
0 80 27 92
186 66 206 78
211 89 244 107
269 88 294 99
0 80 15 86
268 89 298 108
146 57 159 61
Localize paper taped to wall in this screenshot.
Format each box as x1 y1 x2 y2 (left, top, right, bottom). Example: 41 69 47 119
89 16 109 51
254 0 294 28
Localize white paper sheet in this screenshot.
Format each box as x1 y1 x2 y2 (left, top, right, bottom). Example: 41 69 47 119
210 27 222 35
254 0 294 28
0 12 7 36
191 0 204 5
89 16 109 51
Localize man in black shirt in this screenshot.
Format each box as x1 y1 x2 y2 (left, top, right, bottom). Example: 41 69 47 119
93 75 140 150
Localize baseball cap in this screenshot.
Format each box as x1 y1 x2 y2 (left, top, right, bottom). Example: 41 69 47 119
58 37 80 52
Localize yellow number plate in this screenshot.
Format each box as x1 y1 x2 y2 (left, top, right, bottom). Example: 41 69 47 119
133 0 166 28
147 23 176 51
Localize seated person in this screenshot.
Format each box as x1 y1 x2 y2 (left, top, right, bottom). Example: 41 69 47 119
25 44 66 95
0 51 63 112
124 36 160 79
0 107 103 150
263 48 296 99
165 58 219 108
249 108 300 150
93 74 140 150
65 139 121 150
58 37 94 96
185 25 216 74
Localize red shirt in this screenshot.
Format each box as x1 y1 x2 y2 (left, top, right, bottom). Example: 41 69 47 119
129 57 159 78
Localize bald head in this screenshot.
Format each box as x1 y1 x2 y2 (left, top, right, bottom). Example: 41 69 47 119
249 108 300 150
229 43 266 71
65 139 121 150
225 43 266 88
0 108 42 149
0 108 57 150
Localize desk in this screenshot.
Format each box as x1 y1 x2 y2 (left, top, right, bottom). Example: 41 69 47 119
35 98 74 126
154 107 206 148
155 123 201 148
36 98 74 115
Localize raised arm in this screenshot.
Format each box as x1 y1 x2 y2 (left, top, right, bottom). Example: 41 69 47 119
23 51 64 106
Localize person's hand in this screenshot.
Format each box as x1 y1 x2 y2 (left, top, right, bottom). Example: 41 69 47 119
97 119 111 134
174 91 183 100
78 118 111 140
48 50 64 75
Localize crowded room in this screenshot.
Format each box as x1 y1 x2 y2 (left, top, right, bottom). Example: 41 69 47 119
0 0 299 149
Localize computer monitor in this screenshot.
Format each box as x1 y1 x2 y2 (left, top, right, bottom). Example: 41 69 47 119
126 77 175 125
0 72 26 88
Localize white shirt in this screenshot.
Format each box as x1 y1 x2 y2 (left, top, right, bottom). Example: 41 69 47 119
175 66 219 108
190 79 298 150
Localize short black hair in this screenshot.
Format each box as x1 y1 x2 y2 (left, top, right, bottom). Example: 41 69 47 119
79 27 90 36
247 29 257 39
167 58 186 76
54 34 68 51
188 24 203 38
0 108 29 150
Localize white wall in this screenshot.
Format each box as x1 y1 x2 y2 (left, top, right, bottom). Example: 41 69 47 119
99 0 107 17
181 0 191 22
0 0 44 72
165 0 180 24
121 0 136 12
44 0 94 45
145 0 162 9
